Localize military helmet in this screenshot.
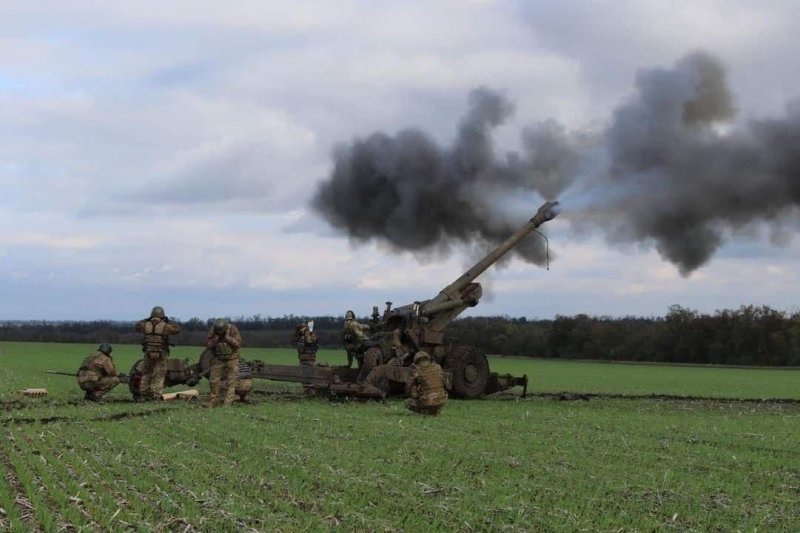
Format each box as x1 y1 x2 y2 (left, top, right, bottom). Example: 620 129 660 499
345 310 355 320
150 305 166 319
98 343 113 355
413 351 430 364
213 318 229 335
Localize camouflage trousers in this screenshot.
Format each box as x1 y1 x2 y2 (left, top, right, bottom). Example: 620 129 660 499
298 353 316 366
78 375 120 401
140 351 168 400
209 356 239 407
299 356 316 395
405 398 445 416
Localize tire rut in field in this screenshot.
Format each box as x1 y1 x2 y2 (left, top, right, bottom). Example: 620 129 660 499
0 397 133 413
0 435 43 532
520 391 800 404
1 406 176 426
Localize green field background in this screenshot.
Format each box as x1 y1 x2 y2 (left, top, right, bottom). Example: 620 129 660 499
2 341 798 400
1 342 798 531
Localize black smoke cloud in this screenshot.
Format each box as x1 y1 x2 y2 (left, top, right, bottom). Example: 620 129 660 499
313 51 800 275
312 88 550 264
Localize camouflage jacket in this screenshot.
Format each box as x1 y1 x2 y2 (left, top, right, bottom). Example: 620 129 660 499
409 361 447 407
206 324 242 359
342 319 370 350
135 317 181 354
78 351 117 380
295 330 318 355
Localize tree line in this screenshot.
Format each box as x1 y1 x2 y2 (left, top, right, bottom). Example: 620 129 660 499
2 305 799 366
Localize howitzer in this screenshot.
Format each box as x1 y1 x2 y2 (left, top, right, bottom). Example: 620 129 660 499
246 201 557 401
357 201 559 398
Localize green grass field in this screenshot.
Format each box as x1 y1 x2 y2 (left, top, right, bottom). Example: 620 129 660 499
1 342 799 531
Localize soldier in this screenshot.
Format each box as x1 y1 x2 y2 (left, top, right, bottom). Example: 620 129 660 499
77 343 120 402
294 322 318 367
206 318 242 407
405 351 448 416
342 310 370 369
135 306 181 401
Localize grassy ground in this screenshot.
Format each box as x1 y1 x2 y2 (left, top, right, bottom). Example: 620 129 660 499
1 341 799 531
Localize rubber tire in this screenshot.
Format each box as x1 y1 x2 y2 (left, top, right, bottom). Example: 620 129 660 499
446 345 489 399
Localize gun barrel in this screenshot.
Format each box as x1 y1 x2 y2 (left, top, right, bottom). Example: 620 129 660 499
45 370 78 377
430 200 560 305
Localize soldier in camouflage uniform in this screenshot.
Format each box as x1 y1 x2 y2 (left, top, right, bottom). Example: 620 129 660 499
206 318 242 407
342 310 370 370
135 306 181 401
77 343 120 402
294 323 318 366
405 351 448 416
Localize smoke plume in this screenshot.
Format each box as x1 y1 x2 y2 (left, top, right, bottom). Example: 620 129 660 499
313 51 800 274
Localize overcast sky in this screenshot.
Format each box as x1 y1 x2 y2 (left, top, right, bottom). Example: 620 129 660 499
2 0 800 321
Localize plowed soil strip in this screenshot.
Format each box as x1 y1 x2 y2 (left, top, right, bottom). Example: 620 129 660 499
0 436 42 532
0 397 133 412
522 391 800 404
1 406 175 426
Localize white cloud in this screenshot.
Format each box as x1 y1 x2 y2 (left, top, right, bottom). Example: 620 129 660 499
2 1 800 319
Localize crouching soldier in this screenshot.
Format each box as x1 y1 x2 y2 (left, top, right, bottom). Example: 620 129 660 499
405 351 448 416
77 343 120 402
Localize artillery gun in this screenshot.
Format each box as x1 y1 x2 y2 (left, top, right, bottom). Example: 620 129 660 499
357 200 560 398
246 200 560 400
52 203 558 402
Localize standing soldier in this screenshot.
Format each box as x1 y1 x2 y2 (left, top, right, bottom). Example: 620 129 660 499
294 322 318 367
405 351 448 416
342 310 370 369
135 306 181 401
206 318 242 407
77 343 120 402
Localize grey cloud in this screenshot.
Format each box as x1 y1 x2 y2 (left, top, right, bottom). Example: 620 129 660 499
312 87 549 265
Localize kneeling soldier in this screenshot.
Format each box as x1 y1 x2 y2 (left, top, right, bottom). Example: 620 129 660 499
77 343 120 402
405 351 448 416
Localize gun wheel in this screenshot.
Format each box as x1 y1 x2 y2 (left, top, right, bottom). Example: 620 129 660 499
446 345 489 399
